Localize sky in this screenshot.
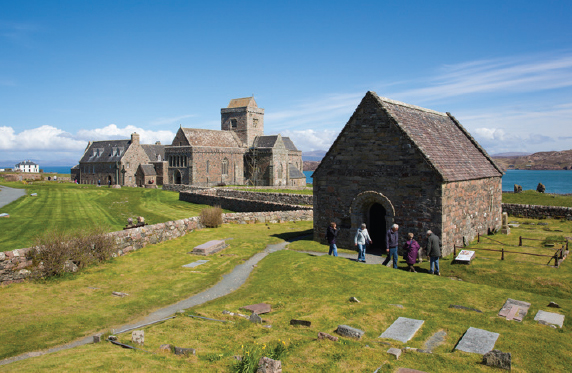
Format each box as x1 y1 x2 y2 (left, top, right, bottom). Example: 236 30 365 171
1 0 571 166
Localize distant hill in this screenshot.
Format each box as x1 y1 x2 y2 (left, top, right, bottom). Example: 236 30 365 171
302 150 327 162
303 161 320 171
491 152 532 158
492 150 572 171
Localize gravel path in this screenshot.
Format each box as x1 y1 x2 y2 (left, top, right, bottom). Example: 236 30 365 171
0 237 310 366
0 185 26 209
0 236 391 366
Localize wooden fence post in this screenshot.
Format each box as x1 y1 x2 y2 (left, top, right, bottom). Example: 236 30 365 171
501 248 504 260
519 236 522 246
453 245 457 256
478 233 480 243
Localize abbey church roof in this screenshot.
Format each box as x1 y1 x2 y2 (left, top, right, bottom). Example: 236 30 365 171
181 128 243 148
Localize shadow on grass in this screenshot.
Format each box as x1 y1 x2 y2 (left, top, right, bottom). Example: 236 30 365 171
271 228 313 242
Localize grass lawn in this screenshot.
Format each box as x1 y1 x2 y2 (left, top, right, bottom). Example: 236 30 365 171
0 180 231 250
503 190 572 207
0 221 311 361
2 218 571 372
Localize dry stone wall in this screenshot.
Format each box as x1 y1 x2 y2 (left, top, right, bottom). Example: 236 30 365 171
0 209 312 285
503 203 572 219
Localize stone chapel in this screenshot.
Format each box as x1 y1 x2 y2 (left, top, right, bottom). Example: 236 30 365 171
312 91 503 256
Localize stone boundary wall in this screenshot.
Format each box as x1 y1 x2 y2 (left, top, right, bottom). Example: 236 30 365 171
163 185 313 205
0 209 313 285
503 203 572 219
179 189 313 212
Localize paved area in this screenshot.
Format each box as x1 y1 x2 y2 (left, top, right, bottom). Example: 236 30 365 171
297 250 391 266
0 185 26 209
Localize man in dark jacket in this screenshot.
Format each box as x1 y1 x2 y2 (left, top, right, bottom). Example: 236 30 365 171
326 222 339 257
426 230 441 275
385 224 399 269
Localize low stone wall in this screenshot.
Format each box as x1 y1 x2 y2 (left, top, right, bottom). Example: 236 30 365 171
164 185 312 205
180 189 312 212
0 209 312 285
503 203 572 219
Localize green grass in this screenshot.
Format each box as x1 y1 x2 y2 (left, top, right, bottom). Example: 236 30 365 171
0 221 311 361
0 180 231 250
503 190 572 207
3 218 572 372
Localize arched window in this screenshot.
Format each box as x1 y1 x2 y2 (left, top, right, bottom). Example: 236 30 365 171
206 160 210 173
230 119 237 129
157 155 161 161
222 158 229 175
278 163 283 179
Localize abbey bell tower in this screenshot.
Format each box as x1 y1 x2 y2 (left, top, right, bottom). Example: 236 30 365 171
221 96 264 147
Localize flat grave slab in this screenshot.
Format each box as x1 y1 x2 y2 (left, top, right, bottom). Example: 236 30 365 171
379 317 424 343
190 240 226 256
423 330 447 352
455 327 499 355
497 298 531 322
396 369 429 373
182 259 209 268
241 303 271 315
455 250 476 263
534 310 565 328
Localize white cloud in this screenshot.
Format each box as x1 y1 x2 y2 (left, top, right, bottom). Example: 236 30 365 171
76 124 175 145
149 114 195 126
0 125 85 151
395 52 572 102
280 129 339 152
474 128 506 141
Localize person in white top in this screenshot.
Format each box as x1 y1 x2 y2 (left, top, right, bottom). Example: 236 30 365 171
354 223 372 263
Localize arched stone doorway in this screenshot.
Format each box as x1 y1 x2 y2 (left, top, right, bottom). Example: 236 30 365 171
107 175 113 186
350 191 395 255
174 170 182 184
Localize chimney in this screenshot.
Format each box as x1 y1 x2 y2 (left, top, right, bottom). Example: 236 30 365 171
155 141 161 145
131 133 140 145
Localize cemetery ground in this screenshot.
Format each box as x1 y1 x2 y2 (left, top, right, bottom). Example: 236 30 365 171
1 219 572 372
0 179 229 251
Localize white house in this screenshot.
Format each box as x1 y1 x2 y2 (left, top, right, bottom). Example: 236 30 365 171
15 160 39 173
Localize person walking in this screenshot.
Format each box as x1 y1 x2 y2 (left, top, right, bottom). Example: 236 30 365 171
326 222 339 257
386 224 399 269
426 230 441 275
354 223 372 263
403 233 420 272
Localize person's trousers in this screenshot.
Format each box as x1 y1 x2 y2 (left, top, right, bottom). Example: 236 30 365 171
357 244 366 261
388 247 398 269
329 243 338 256
430 256 440 274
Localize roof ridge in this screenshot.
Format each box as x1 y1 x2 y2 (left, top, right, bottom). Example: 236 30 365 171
374 93 447 117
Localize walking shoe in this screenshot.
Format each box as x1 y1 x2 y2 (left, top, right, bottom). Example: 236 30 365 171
436 272 441 276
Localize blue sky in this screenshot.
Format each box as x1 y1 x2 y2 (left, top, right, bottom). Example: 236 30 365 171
1 0 571 166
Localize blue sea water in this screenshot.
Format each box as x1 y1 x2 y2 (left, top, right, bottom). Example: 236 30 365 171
304 170 572 194
1 165 72 174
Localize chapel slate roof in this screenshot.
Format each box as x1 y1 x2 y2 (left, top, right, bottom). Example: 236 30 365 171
181 128 243 148
288 163 305 179
227 97 257 108
138 164 157 176
80 140 131 163
282 137 299 152
141 144 165 162
373 94 502 181
253 135 280 148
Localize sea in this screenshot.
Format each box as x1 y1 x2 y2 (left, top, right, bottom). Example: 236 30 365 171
1 166 72 174
304 170 572 194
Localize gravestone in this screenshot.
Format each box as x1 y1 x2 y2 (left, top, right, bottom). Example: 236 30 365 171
423 330 446 352
241 303 271 314
249 313 262 323
182 259 209 268
498 298 531 322
174 347 196 355
317 332 338 341
290 319 311 327
257 357 282 373
379 317 424 343
132 330 144 345
191 240 227 256
395 369 429 373
483 349 511 370
387 347 402 360
336 325 365 339
501 212 510 235
455 327 499 355
534 310 565 328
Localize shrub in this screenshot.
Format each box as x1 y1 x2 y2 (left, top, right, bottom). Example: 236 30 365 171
30 226 116 279
200 206 223 228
